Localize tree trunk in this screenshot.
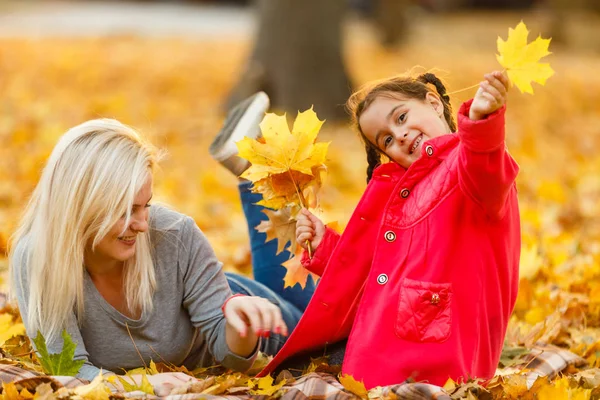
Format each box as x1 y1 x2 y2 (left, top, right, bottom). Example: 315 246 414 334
227 0 352 121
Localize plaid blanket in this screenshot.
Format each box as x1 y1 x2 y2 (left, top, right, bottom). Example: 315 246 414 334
0 344 586 399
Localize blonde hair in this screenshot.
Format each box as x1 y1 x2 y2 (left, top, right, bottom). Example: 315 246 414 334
9 119 160 341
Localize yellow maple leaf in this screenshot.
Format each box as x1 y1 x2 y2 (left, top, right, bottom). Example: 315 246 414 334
282 244 320 289
338 374 368 399
248 375 286 396
255 208 296 255
236 107 329 200
497 21 554 94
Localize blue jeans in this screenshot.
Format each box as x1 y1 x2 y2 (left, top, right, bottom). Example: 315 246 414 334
225 181 317 355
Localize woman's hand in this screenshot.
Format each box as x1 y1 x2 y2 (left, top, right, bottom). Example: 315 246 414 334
469 71 509 121
224 296 288 338
296 208 325 251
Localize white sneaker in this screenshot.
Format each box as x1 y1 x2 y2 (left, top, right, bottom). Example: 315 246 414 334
209 92 270 176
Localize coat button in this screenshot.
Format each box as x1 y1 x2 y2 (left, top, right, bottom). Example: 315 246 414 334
400 188 410 198
377 274 388 285
431 293 440 305
384 230 396 242
425 145 434 156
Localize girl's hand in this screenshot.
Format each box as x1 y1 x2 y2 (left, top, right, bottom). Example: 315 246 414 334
296 208 325 251
224 296 288 338
469 71 509 121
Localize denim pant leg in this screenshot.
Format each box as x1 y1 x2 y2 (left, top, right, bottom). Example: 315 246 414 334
239 181 316 312
226 272 301 356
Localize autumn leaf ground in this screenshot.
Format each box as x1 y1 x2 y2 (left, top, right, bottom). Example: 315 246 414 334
1 8 600 398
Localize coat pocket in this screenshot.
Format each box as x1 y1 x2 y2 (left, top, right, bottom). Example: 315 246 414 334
395 278 452 342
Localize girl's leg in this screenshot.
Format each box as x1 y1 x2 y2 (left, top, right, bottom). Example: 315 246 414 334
226 272 301 356
239 181 316 312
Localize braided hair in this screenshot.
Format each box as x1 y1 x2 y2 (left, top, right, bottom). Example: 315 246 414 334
346 72 456 183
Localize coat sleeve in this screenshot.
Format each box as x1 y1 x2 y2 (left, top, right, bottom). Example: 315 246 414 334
300 227 341 277
456 99 519 219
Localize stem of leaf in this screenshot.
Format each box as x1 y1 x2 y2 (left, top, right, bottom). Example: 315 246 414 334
446 83 480 96
446 69 507 96
287 170 313 258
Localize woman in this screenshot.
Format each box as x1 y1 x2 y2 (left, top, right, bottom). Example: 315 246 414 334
9 117 314 389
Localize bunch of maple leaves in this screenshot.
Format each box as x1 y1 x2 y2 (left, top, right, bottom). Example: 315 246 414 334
1 18 600 400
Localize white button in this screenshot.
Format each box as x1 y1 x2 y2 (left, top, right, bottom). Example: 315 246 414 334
384 231 396 242
377 274 388 285
425 145 434 156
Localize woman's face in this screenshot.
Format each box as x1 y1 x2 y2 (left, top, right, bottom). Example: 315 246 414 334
85 176 153 271
359 92 451 169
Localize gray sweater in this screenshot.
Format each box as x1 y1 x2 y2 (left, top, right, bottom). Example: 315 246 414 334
12 205 257 381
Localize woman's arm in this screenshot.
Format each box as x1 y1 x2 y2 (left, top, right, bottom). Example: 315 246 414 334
179 217 284 371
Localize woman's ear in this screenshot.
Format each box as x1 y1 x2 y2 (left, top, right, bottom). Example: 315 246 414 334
425 92 444 116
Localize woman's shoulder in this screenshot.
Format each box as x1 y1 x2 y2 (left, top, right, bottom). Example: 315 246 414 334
149 204 192 233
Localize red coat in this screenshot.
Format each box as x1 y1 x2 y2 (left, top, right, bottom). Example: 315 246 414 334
259 100 520 388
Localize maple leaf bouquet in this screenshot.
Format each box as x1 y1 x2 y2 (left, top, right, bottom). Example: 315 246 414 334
236 108 329 289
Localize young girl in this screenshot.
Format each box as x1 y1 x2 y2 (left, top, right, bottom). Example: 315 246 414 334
9 118 315 392
248 70 520 387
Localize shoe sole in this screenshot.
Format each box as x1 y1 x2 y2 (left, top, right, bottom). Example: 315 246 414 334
209 92 270 161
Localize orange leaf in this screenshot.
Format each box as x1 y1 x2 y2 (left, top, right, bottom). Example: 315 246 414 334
282 245 319 289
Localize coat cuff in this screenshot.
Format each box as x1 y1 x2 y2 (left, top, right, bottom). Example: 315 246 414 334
457 99 506 153
300 227 340 276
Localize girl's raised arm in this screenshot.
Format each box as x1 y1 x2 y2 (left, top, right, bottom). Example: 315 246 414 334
456 71 519 219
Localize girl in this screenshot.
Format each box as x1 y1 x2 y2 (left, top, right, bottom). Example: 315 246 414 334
9 118 314 391
214 70 519 388
288 70 520 387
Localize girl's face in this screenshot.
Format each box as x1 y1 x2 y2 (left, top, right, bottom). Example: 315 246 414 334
359 92 452 169
85 176 153 271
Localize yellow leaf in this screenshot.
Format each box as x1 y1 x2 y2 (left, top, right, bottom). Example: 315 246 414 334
19 390 33 400
248 375 286 396
537 377 591 400
496 21 554 94
519 243 543 280
339 374 368 399
0 313 25 346
139 374 155 395
524 306 547 325
73 373 112 400
1 383 21 400
255 208 296 255
149 360 159 375
282 245 319 289
443 377 457 392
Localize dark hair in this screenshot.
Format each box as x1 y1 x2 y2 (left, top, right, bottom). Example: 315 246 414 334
346 72 457 183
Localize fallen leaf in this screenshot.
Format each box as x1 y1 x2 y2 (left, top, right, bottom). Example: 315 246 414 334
248 375 286 396
339 374 368 399
32 330 84 377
